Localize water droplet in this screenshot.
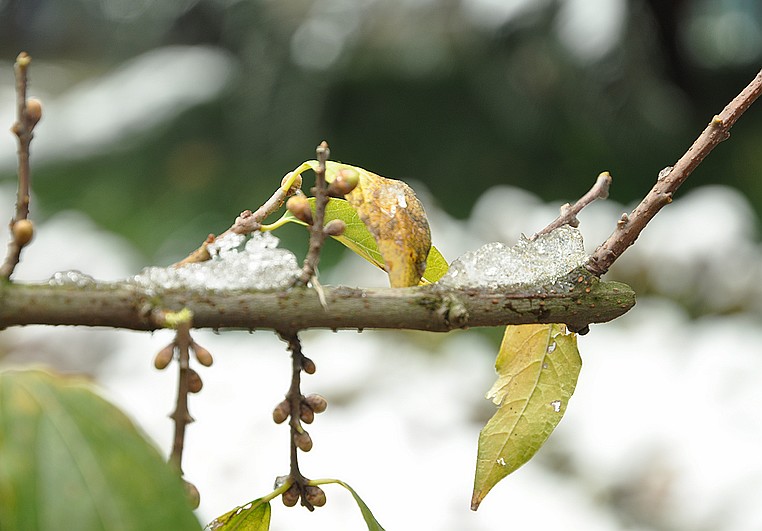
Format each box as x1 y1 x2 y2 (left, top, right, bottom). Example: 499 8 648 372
546 342 556 353
550 400 562 413
542 362 549 369
496 457 506 466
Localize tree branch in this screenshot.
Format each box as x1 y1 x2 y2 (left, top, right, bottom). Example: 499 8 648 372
1 52 41 280
587 68 762 276
0 269 634 333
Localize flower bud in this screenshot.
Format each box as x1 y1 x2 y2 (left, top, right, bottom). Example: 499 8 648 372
294 430 313 452
286 195 313 225
304 393 327 414
187 368 203 393
281 172 303 195
282 485 299 507
304 486 326 507
323 219 346 237
272 400 290 424
25 98 42 127
153 343 175 370
11 219 34 246
299 402 314 424
192 342 213 367
302 357 316 374
184 480 201 509
327 168 359 197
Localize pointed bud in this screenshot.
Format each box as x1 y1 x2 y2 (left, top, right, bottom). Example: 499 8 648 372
304 486 326 507
272 400 290 424
187 368 203 393
302 357 316 374
327 168 359 197
11 219 34 246
299 402 314 424
153 343 175 370
282 485 300 507
304 393 327 414
323 219 346 237
183 480 201 509
294 430 313 452
192 342 213 366
286 195 313 225
25 98 42 128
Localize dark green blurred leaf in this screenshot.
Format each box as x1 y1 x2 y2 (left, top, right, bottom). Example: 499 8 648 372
0 369 201 531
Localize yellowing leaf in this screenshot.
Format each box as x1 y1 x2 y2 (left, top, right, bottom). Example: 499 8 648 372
309 161 432 287
209 498 271 530
272 197 446 284
471 324 581 510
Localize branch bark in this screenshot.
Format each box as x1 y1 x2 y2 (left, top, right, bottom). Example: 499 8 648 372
0 269 634 333
587 68 762 276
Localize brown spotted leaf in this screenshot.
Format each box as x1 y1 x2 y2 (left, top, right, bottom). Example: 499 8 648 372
307 161 432 287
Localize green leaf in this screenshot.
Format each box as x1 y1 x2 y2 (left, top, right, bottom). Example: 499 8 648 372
316 479 385 531
0 369 201 531
272 197 447 284
207 498 271 531
471 324 581 510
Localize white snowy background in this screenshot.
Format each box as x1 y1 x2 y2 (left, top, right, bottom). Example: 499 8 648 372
0 27 761 529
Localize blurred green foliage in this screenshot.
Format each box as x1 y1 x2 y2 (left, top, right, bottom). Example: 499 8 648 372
0 0 760 264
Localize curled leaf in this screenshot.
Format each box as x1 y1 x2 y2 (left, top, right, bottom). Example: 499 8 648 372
271 197 447 284
471 324 581 510
308 161 432 287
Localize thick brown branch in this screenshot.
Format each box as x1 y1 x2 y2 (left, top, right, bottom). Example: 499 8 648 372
0 270 634 333
587 68 762 276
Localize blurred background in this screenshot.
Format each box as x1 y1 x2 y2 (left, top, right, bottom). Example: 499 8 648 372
0 0 761 530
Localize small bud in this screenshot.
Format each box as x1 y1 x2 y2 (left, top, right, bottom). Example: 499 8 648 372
299 402 314 424
304 486 326 508
327 168 359 197
323 219 346 237
286 195 313 225
187 368 203 393
11 219 34 246
183 480 201 509
281 172 303 195
294 430 313 452
302 357 316 375
153 343 175 370
192 342 213 367
25 98 42 127
272 400 290 424
304 393 327 414
282 485 300 507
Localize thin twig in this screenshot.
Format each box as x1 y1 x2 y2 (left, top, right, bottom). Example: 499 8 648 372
587 68 762 276
298 141 330 285
279 331 314 511
1 52 40 280
534 171 612 238
169 320 194 472
173 173 302 267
